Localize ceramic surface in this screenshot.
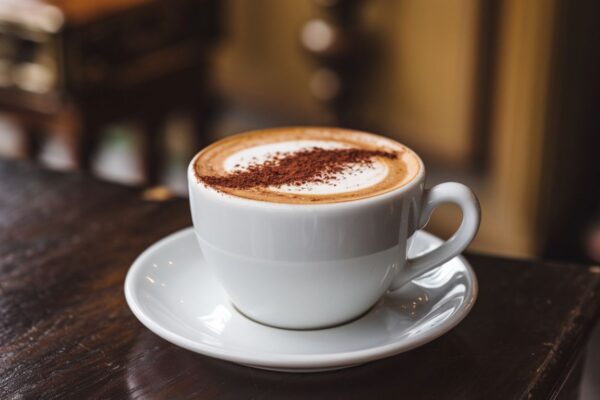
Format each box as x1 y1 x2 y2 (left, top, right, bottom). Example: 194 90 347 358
125 228 478 372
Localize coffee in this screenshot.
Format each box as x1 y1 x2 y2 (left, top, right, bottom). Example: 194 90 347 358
193 127 421 204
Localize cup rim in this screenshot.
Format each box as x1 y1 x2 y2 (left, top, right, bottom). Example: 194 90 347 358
188 127 426 210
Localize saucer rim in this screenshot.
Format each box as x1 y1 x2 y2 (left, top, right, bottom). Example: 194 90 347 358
125 227 478 370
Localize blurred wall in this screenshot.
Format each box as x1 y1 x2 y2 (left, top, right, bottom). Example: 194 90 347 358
216 0 479 166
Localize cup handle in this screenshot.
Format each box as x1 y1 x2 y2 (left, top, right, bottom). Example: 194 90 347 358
389 182 480 291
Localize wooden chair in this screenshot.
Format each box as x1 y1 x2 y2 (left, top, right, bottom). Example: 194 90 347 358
0 0 221 184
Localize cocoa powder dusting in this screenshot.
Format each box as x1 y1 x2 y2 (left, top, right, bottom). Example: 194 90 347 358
198 147 398 190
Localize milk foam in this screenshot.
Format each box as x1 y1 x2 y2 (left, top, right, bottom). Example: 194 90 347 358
222 140 389 195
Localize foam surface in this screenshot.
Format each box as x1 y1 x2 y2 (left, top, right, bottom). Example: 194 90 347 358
223 140 389 195
194 127 421 204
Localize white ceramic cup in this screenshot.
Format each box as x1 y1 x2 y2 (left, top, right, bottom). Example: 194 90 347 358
188 137 480 330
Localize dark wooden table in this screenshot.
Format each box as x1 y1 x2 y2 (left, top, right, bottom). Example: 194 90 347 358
1 159 599 400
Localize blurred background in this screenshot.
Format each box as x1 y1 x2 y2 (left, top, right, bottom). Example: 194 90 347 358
0 0 598 265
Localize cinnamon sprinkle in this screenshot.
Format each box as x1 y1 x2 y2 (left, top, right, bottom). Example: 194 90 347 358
198 147 398 190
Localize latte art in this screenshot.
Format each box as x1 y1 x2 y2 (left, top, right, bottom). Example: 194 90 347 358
194 127 421 204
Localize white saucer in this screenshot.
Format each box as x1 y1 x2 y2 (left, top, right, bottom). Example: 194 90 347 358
125 228 477 372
